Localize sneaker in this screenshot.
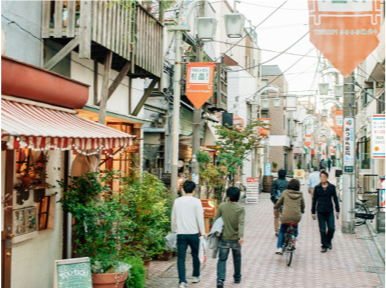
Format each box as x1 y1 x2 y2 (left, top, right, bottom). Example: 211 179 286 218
235 279 241 284
217 281 224 288
321 248 327 253
276 248 283 255
179 282 187 288
192 276 200 283
328 243 333 250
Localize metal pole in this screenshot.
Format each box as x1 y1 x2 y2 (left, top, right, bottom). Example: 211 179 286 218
342 72 356 233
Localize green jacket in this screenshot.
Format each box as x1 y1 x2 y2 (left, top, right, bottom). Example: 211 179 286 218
274 189 305 224
214 202 245 240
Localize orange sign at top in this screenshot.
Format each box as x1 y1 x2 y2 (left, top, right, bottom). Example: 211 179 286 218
305 135 312 147
308 0 381 77
332 109 343 139
186 62 216 109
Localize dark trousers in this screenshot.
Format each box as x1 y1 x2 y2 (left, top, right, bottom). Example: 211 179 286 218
317 211 335 248
217 239 242 283
277 224 298 248
177 234 200 284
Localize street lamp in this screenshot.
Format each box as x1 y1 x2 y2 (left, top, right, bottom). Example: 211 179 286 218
262 98 269 109
224 13 245 38
273 97 281 107
196 17 217 41
319 83 329 95
334 85 343 97
322 109 328 117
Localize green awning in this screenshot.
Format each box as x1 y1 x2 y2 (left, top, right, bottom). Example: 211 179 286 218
303 148 308 154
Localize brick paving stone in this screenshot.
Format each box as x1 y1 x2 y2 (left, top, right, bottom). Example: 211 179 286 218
147 168 383 288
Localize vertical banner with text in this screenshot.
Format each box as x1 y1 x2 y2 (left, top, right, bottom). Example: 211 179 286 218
186 62 216 109
371 114 385 159
246 178 259 203
343 118 354 173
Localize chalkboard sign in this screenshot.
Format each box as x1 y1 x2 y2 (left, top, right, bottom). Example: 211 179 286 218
54 257 92 288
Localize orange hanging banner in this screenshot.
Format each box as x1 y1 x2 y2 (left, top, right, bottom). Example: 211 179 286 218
305 135 312 147
186 62 216 109
308 0 381 77
318 141 323 146
332 109 343 138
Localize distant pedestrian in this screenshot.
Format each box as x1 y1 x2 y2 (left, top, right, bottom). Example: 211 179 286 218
270 170 288 236
214 187 245 288
327 158 332 172
307 167 320 199
320 159 326 171
171 180 206 288
274 179 305 255
311 171 340 253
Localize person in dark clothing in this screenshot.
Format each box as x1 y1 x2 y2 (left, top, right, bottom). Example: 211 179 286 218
311 170 340 253
327 159 332 172
270 170 288 236
320 159 326 171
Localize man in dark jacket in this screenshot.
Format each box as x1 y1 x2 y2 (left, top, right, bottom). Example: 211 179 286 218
271 170 288 236
327 159 332 172
311 170 340 253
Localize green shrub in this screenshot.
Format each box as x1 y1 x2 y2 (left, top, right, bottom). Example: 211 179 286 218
297 163 301 169
123 256 146 288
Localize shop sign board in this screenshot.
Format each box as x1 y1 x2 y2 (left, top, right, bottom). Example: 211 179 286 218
246 178 259 203
371 114 385 159
294 170 305 185
343 118 354 172
200 199 217 218
54 257 92 288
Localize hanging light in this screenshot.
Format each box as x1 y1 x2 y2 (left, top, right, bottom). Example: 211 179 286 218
196 17 217 41
322 108 328 117
262 98 269 109
334 85 343 97
224 13 245 38
273 97 281 107
319 83 329 95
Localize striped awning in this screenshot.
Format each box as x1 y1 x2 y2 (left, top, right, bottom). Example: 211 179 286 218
1 98 136 151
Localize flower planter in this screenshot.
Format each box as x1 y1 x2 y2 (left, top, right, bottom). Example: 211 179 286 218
92 272 128 288
143 258 152 278
21 177 32 186
158 250 173 261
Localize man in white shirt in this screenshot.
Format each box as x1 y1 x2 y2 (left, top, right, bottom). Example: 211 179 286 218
171 180 206 288
308 166 321 199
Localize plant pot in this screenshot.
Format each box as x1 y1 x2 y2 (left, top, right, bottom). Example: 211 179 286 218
158 250 173 261
21 176 32 186
92 272 128 288
143 258 152 278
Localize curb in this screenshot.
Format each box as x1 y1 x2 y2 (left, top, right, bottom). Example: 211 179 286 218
366 221 385 263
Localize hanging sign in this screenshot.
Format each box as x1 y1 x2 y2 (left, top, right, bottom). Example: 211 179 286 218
343 118 354 172
332 110 343 138
186 62 216 109
305 135 312 147
54 257 92 288
318 141 323 146
258 118 270 137
330 145 336 154
371 114 385 159
308 0 381 77
246 178 259 203
200 199 217 218
265 163 271 176
294 170 305 185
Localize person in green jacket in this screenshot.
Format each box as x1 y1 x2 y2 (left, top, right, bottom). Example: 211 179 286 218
274 179 305 255
214 187 245 288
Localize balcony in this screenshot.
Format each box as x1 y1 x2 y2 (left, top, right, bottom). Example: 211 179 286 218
42 0 163 78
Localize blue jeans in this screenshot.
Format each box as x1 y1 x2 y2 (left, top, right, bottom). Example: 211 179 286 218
317 212 335 248
177 234 200 284
277 224 298 249
217 239 242 283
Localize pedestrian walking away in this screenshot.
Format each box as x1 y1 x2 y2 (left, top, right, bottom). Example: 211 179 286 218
171 180 206 287
311 171 340 253
320 159 326 171
270 170 288 236
214 187 245 288
307 167 320 199
274 179 305 255
327 158 332 172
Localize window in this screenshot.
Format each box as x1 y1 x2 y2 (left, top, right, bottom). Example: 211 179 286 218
261 112 269 118
261 79 269 95
362 88 373 106
283 115 286 129
37 196 50 230
377 92 385 114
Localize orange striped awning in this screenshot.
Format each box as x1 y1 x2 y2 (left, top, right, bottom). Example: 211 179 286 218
1 98 135 151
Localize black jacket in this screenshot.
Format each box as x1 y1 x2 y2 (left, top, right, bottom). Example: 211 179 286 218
271 178 288 202
311 182 340 214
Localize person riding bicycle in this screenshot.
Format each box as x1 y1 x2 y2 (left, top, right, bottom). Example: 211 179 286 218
270 169 288 236
274 179 305 255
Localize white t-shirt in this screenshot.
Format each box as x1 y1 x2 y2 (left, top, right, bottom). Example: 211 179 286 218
171 196 206 235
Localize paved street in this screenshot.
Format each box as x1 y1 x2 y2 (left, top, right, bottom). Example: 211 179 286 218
147 172 385 288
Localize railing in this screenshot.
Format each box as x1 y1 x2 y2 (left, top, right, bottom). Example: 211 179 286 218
42 1 163 78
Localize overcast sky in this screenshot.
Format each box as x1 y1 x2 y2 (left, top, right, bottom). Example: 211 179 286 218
217 0 320 98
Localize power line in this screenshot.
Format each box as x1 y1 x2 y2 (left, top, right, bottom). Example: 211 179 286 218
356 66 381 83
286 62 318 82
214 0 289 62
228 31 310 72
1 14 145 92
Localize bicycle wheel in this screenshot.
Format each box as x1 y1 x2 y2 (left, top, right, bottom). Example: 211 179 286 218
286 251 293 266
354 204 368 226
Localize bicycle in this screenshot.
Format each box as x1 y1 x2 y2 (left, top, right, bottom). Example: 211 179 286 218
354 186 377 226
281 223 297 266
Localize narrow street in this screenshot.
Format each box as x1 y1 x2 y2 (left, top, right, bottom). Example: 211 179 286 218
147 169 384 288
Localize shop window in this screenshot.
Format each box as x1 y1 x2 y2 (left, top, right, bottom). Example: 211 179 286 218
362 88 373 107
261 112 269 118
37 196 50 230
377 92 385 114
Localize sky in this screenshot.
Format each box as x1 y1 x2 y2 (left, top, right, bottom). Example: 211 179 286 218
214 0 320 98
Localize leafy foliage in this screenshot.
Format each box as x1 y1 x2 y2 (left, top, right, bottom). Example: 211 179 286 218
122 256 146 288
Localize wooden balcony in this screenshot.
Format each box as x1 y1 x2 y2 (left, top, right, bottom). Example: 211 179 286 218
42 0 163 78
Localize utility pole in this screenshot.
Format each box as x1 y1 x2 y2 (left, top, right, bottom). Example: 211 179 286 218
341 72 356 233
192 0 205 194
170 1 189 193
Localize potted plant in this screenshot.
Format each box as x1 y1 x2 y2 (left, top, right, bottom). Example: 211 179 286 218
297 162 302 169
58 171 132 288
272 162 278 172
